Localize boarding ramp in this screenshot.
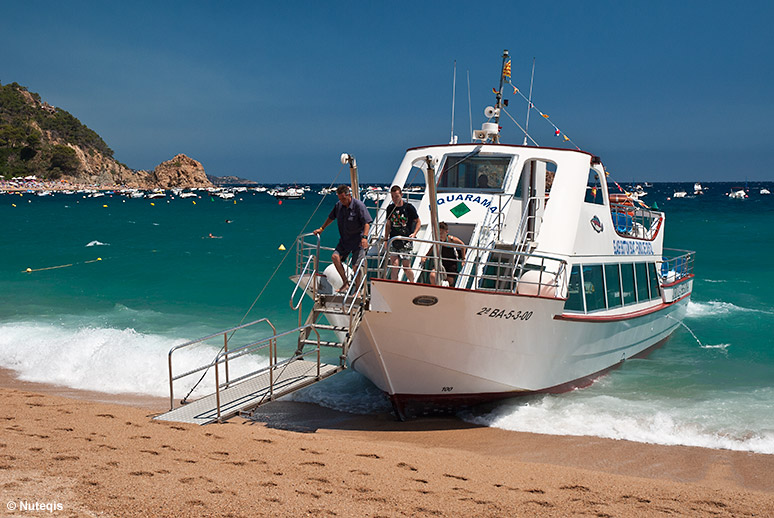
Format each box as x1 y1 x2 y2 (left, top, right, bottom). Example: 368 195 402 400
156 235 369 425
154 318 348 425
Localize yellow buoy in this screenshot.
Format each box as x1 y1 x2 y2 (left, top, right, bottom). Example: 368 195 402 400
103 204 108 208
97 257 102 261
278 244 286 251
150 202 155 206
192 201 196 205
12 204 16 207
26 267 31 273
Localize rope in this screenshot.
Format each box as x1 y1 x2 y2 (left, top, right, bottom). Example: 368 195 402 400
180 165 346 404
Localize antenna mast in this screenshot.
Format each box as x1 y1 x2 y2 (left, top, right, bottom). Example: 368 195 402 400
493 49 509 143
450 60 457 144
467 70 472 141
524 57 535 145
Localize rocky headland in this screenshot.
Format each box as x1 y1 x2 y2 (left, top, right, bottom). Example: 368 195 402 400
0 82 213 189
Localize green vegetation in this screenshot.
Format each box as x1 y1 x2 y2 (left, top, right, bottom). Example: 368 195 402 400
0 81 115 179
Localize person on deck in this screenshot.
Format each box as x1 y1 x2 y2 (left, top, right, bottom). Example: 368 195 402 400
422 222 466 286
314 185 372 292
384 185 421 282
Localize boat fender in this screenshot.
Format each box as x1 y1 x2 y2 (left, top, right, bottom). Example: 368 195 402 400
323 263 353 292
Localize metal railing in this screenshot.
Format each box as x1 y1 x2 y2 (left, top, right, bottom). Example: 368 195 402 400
382 235 568 297
166 318 277 410
166 320 328 421
660 248 695 284
610 199 664 241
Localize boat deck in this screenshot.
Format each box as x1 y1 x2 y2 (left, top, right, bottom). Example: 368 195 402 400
154 359 341 425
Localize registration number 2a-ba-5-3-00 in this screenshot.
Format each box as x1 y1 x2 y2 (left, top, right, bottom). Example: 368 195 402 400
476 307 534 321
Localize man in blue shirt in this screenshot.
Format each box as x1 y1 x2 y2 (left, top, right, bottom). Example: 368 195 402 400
314 185 372 292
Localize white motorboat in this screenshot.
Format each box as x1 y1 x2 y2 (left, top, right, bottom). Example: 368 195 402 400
760 188 770 195
672 191 688 198
274 187 304 199
146 189 166 199
693 182 704 195
727 188 748 199
299 51 695 418
155 51 695 425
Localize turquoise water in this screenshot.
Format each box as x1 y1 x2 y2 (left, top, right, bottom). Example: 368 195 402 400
1 184 772 453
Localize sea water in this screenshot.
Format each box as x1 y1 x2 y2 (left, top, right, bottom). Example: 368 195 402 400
1 183 772 453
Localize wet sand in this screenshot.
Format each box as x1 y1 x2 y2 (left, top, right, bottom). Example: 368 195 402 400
0 369 772 517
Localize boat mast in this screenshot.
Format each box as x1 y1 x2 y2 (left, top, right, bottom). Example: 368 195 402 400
523 57 535 146
450 60 457 144
493 49 509 143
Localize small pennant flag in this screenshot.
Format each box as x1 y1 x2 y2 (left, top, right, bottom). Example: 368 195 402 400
563 135 570 141
502 60 511 78
512 85 519 94
541 113 549 118
492 87 498 94
555 129 560 136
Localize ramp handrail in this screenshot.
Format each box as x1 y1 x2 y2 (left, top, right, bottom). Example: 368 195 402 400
290 254 317 310
166 318 276 410
212 324 322 422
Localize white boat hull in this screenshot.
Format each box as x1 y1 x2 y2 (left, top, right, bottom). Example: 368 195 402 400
346 279 689 417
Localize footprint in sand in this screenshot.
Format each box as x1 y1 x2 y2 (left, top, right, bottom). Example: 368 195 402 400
96 413 115 419
301 461 326 467
356 453 380 459
443 473 468 481
397 462 417 471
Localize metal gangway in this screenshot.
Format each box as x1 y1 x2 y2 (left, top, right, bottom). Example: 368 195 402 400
154 234 368 425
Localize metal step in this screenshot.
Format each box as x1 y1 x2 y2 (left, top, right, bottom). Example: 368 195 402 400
300 339 343 348
154 359 342 425
312 323 349 332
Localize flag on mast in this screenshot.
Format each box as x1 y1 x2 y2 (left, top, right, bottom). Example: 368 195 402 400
502 60 511 79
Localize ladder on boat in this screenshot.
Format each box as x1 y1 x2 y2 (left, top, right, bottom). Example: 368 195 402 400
154 270 367 425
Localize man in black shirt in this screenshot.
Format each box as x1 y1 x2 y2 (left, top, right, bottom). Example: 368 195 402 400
383 185 421 282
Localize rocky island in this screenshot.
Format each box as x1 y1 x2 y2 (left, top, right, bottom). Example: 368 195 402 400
0 81 213 189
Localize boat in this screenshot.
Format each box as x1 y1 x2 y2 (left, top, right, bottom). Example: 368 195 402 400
760 188 771 195
672 191 688 198
727 188 748 199
694 182 704 195
155 50 696 424
301 51 695 418
273 187 304 199
145 189 166 199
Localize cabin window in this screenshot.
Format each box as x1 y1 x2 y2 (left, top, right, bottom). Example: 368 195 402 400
648 262 661 300
564 265 584 312
620 263 636 305
438 154 510 191
604 264 622 308
635 262 649 301
584 169 605 205
583 265 606 312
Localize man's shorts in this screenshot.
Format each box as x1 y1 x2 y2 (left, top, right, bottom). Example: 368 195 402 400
335 241 367 266
389 238 413 258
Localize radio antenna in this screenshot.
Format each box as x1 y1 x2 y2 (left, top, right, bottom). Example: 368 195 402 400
467 70 472 141
450 60 457 144
524 57 535 145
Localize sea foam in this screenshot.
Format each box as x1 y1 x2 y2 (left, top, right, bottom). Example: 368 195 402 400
460 391 774 455
0 322 268 399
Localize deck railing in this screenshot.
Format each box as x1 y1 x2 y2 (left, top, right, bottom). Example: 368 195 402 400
660 248 695 284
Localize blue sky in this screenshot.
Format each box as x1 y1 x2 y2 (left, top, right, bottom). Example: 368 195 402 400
2 1 772 183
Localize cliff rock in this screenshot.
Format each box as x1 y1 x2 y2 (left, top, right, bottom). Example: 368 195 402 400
146 154 212 189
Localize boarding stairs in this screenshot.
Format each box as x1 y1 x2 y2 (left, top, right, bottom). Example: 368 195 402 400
154 243 367 425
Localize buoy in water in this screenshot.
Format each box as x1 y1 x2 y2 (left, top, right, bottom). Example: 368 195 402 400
192 201 196 205
26 267 31 273
278 200 282 205
150 202 155 206
278 244 286 251
103 204 108 208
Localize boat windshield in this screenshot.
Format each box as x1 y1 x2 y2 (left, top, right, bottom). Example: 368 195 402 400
437 154 510 191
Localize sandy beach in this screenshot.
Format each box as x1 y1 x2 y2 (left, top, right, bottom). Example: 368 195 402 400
0 370 772 518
